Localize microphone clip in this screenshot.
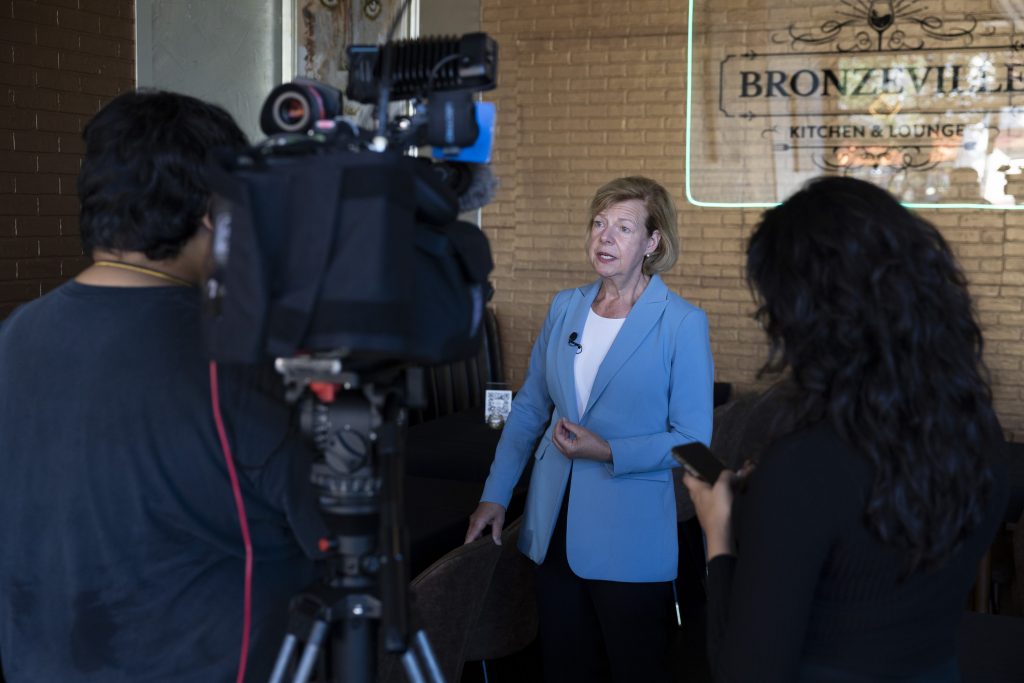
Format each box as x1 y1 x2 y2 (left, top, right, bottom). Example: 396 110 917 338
568 332 583 354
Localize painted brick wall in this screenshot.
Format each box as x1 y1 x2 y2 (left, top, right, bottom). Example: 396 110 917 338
0 0 135 317
478 0 1024 438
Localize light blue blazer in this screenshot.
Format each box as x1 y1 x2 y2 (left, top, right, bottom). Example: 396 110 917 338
480 275 713 582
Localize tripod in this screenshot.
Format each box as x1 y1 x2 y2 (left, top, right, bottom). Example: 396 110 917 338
267 358 445 683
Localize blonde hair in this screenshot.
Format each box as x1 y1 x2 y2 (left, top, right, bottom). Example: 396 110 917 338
585 176 679 275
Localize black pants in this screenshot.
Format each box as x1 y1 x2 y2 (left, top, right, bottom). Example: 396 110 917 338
535 489 675 683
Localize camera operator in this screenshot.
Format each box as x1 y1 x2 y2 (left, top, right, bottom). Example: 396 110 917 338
0 90 326 683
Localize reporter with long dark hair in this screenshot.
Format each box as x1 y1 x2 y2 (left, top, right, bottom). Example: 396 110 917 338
684 176 1009 682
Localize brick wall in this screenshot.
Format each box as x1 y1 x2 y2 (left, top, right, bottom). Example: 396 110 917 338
479 0 1024 437
2 0 1022 437
0 0 134 317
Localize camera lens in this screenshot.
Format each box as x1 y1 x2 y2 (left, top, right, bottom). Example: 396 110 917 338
260 79 342 136
271 92 311 133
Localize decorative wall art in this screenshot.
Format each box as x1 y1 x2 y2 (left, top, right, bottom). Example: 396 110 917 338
295 0 413 127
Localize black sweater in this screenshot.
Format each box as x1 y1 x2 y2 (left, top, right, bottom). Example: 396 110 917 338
0 283 325 682
706 420 1009 682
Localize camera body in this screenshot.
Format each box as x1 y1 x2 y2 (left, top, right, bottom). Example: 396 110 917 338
261 33 497 151
203 32 499 369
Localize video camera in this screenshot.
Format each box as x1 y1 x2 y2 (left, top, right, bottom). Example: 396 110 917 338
203 32 499 370
202 24 500 683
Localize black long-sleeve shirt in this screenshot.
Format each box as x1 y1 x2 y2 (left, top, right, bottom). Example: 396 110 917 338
706 420 1009 682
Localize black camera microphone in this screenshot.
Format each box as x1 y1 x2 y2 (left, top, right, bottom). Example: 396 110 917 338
426 160 498 214
457 164 497 213
568 332 583 354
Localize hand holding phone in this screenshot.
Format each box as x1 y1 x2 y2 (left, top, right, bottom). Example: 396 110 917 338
672 442 726 484
677 442 737 559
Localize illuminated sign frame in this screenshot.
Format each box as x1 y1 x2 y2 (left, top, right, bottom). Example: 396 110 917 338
683 0 1024 210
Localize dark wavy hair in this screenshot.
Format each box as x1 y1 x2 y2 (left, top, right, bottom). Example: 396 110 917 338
746 176 999 573
78 89 248 260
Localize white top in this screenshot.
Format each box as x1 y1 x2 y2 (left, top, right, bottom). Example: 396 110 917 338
574 308 626 416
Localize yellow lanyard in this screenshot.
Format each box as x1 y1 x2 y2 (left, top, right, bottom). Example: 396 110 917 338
92 260 193 287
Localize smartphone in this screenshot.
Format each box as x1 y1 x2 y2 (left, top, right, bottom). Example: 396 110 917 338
672 442 725 483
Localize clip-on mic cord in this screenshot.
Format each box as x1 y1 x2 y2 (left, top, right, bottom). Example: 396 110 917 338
568 332 583 354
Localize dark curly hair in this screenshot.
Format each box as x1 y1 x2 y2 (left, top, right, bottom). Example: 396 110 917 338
746 176 999 573
78 89 248 260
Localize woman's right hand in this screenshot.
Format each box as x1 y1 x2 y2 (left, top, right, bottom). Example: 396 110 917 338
465 501 506 545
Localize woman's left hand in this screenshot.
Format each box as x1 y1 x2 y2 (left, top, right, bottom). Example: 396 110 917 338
551 417 612 462
683 469 739 559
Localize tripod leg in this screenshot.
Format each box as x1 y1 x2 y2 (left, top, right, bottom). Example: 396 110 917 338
413 630 445 683
293 619 328 683
399 630 448 683
268 633 299 683
400 650 428 683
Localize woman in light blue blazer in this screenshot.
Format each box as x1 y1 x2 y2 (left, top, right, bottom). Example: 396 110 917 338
465 176 714 683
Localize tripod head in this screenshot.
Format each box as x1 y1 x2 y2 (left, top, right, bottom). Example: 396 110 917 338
269 356 435 683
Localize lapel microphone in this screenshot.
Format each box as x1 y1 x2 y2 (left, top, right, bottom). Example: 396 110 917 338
568 332 583 354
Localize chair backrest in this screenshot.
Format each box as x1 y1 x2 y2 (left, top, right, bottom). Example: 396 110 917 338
464 518 538 662
409 307 503 425
1014 506 1024 615
676 381 795 521
378 532 503 683
713 381 732 408
481 304 504 385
